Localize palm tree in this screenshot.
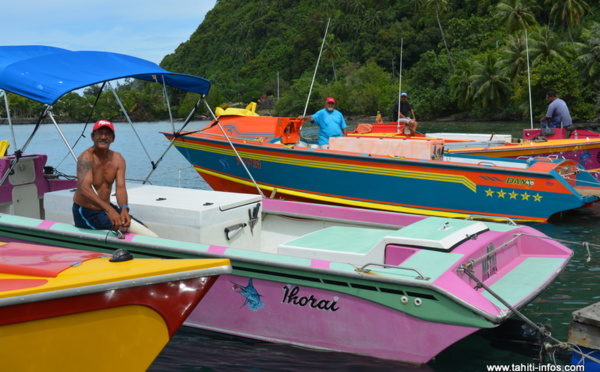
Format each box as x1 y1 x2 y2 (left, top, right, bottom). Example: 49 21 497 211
449 59 477 109
471 53 511 109
333 17 353 38
546 0 591 41
348 0 366 16
528 26 571 66
323 34 343 81
363 9 383 29
574 24 600 85
500 33 528 81
494 0 539 34
415 0 454 69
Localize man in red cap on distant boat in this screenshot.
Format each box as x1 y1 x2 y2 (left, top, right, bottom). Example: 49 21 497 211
299 97 347 149
72 120 156 237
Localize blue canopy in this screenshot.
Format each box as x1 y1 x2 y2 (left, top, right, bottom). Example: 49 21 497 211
0 45 211 105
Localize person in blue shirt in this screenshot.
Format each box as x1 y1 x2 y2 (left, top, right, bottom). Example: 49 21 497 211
299 97 347 148
539 90 572 128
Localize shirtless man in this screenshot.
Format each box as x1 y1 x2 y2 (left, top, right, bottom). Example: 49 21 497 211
72 120 133 232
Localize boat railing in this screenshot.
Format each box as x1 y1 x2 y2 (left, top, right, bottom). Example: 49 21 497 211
356 263 430 280
443 155 530 169
517 154 561 162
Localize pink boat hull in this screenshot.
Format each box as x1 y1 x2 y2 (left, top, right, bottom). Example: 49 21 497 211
187 274 479 364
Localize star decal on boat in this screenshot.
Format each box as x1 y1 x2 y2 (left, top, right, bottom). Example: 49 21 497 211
483 188 542 202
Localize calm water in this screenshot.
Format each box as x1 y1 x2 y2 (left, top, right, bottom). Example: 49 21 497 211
4 121 599 371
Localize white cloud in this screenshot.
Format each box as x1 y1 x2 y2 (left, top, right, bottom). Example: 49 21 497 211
0 0 217 64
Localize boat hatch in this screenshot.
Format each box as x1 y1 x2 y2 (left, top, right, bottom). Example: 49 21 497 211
384 218 489 251
278 226 391 266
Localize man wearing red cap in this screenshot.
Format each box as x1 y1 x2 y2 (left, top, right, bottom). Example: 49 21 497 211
72 120 155 236
299 97 347 148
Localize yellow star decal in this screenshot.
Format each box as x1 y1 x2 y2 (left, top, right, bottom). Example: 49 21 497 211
509 191 518 199
533 193 543 202
497 189 506 198
485 188 495 197
521 192 530 201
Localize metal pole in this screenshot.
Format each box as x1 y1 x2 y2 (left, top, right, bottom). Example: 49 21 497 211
302 17 331 117
397 38 403 133
1 90 17 149
526 31 534 129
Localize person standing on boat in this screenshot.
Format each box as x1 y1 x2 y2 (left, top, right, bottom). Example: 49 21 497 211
72 120 156 237
392 92 418 135
299 97 347 149
539 90 572 129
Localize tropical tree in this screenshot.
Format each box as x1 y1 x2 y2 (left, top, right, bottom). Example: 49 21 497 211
500 33 529 81
363 8 383 29
528 26 573 67
414 0 455 69
471 53 512 110
546 0 591 41
528 59 596 120
574 23 600 100
331 60 396 116
449 59 477 110
404 50 454 118
493 0 539 34
323 34 344 81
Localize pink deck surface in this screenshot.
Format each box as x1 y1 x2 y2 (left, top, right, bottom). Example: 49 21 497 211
0 242 99 278
262 198 425 226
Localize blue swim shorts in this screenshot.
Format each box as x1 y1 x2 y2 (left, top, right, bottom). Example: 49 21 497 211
72 203 143 230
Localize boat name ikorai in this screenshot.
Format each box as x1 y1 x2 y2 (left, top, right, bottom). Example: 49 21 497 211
505 177 534 188
281 285 340 312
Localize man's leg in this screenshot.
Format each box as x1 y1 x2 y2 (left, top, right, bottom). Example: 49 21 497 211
72 203 113 230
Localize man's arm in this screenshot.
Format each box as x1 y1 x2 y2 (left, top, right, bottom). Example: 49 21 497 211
340 114 348 136
298 115 314 122
540 102 555 122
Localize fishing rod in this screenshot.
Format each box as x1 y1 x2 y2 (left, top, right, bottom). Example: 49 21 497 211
201 100 266 198
397 38 403 133
301 17 331 120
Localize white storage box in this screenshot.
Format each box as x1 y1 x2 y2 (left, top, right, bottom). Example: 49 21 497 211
43 183 262 249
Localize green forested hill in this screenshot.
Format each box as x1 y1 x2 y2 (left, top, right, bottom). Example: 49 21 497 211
161 0 600 121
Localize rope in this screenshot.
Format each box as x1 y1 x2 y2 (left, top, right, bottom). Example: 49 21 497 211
56 81 106 170
459 266 600 365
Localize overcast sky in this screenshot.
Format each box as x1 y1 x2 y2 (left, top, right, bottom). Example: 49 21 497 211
1 0 217 64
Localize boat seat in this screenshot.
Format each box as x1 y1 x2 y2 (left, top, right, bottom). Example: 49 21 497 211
277 218 489 266
277 226 391 266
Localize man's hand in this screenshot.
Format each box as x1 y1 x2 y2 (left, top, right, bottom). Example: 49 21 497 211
120 209 131 228
107 208 122 230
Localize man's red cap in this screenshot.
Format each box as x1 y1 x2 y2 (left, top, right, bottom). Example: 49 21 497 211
325 97 336 103
92 120 115 133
